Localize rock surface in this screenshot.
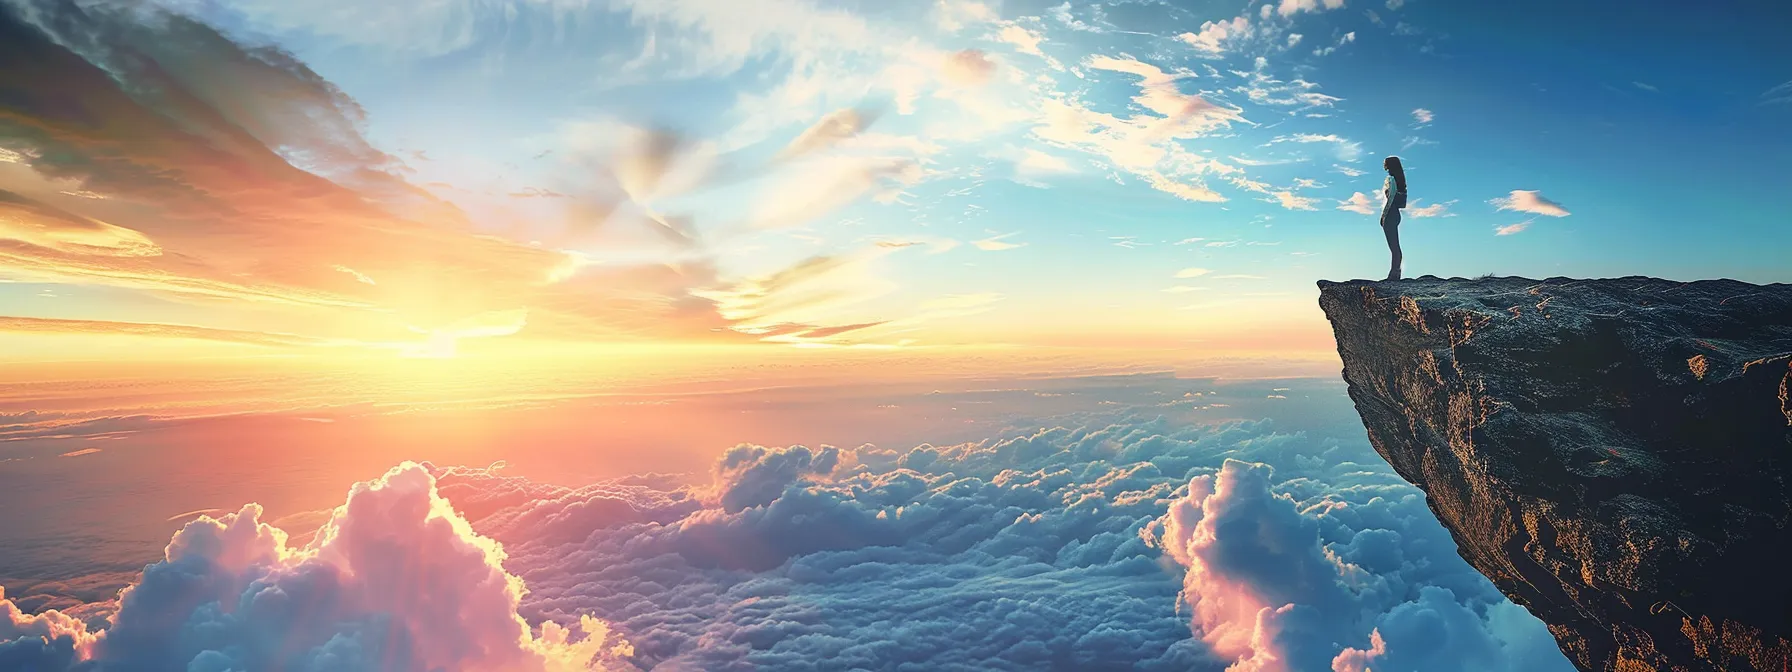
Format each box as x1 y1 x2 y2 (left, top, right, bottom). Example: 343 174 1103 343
1318 276 1792 672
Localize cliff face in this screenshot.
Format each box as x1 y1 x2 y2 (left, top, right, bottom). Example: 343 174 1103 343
1318 276 1792 672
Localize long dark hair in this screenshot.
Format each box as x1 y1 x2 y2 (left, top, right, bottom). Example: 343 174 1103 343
1383 156 1406 194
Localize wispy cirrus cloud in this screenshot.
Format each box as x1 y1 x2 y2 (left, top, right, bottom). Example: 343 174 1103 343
1407 199 1457 217
1762 80 1792 105
972 232 1026 251
1496 219 1534 236
1271 133 1363 162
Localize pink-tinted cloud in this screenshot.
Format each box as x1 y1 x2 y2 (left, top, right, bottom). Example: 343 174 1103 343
1154 459 1367 671
0 463 628 670
1337 192 1377 215
1332 629 1388 672
1490 190 1571 217
1496 221 1532 236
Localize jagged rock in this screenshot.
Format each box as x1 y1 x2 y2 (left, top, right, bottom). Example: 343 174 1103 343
1318 276 1792 672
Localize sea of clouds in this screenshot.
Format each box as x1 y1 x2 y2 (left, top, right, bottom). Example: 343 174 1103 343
1 403 1576 671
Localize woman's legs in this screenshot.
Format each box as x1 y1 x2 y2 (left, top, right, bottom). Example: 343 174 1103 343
1381 210 1402 280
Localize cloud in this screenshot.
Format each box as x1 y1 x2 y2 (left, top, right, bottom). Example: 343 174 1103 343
1273 134 1363 162
1273 0 1348 17
973 232 1026 251
1180 16 1253 54
0 463 628 671
1386 0 1406 9
1145 171 1228 202
1406 200 1455 217
1412 108 1434 124
746 157 921 230
1266 191 1318 211
1335 165 1366 177
1489 190 1571 217
1337 192 1377 215
332 264 377 285
997 24 1045 56
1401 135 1438 150
691 250 902 341
1495 220 1532 236
0 316 337 349
4 386 1581 671
1175 267 1214 278
1333 629 1388 671
1033 56 1241 203
941 49 998 87
775 108 880 161
935 0 999 31
0 191 161 258
459 409 1570 670
1760 80 1792 105
1313 31 1356 56
0 3 806 348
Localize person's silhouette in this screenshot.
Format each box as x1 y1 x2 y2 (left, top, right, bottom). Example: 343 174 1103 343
1380 156 1407 281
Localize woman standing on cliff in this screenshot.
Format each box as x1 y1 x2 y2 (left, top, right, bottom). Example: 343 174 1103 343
1380 156 1408 281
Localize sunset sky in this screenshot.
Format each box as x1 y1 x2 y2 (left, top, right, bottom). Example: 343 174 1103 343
5 1 1792 670
6 0 1788 378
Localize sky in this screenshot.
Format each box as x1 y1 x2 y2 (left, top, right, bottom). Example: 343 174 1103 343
2 0 1791 669
3 0 1789 375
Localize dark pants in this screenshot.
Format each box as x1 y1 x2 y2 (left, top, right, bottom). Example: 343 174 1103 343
1380 208 1402 279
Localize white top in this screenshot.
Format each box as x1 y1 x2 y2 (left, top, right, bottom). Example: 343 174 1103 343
1382 175 1404 211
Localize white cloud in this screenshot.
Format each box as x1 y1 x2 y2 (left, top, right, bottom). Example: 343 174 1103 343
1175 267 1213 278
1179 16 1253 54
934 0 998 31
1337 192 1376 214
1162 285 1209 293
1386 0 1406 9
1266 191 1318 211
1145 171 1228 202
1213 273 1266 279
1031 55 1241 204
1313 31 1356 56
997 24 1046 56
1275 0 1347 18
1411 108 1434 124
1496 220 1533 236
1407 199 1456 217
1490 190 1571 217
332 264 378 285
973 232 1025 251
1335 165 1366 177
1017 149 1068 176
1287 33 1304 47
1274 134 1362 162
